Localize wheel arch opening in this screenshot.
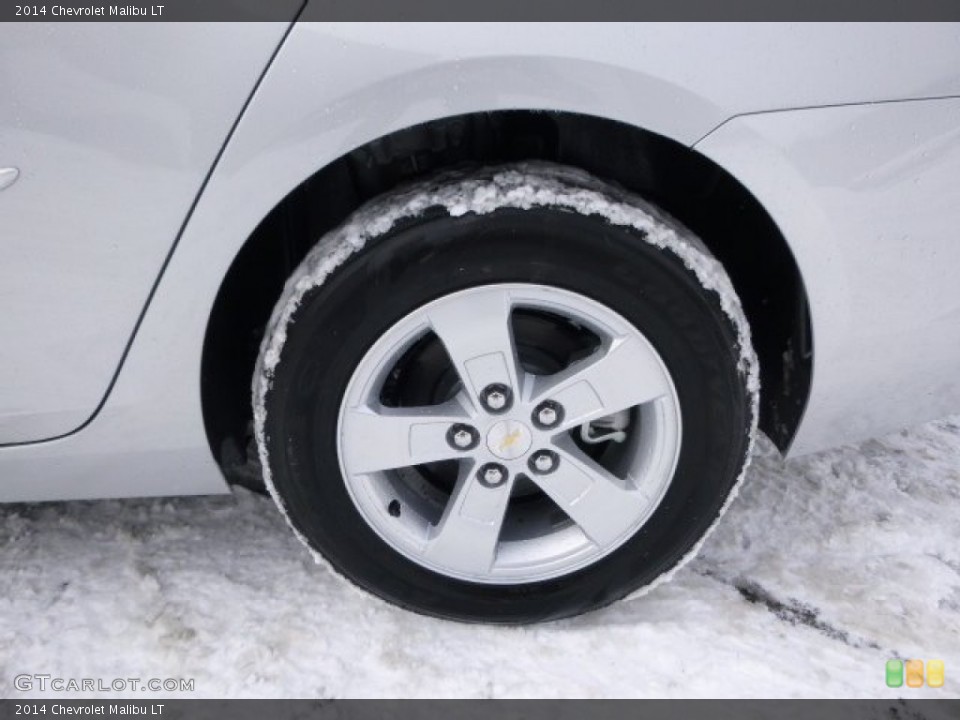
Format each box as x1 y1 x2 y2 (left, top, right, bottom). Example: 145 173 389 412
201 110 812 488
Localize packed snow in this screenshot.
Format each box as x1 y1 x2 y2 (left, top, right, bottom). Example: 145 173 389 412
1 415 958 699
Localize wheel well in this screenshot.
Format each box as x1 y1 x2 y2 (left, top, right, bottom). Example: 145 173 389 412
201 110 812 486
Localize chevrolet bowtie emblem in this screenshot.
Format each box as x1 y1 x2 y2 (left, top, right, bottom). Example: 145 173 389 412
486 420 532 460
499 428 523 451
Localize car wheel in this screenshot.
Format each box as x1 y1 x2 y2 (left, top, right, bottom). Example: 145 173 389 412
253 163 758 623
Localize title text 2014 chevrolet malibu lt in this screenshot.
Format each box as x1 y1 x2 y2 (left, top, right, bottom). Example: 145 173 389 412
3 22 959 622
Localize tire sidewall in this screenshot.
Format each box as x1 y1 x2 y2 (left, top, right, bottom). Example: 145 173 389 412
263 207 751 623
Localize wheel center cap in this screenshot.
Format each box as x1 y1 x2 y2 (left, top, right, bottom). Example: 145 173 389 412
486 419 533 460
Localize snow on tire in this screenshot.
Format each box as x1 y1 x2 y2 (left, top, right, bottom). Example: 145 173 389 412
253 162 759 623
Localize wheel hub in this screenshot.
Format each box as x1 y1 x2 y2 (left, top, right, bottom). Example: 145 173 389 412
485 419 533 460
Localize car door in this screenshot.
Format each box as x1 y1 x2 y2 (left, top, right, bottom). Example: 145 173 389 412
0 21 297 444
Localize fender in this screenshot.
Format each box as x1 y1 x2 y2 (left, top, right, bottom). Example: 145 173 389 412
696 98 960 455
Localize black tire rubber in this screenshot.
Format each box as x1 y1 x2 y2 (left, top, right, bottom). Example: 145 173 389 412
258 173 754 624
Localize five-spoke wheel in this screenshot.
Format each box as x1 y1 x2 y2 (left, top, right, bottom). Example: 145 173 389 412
255 164 755 622
337 284 682 583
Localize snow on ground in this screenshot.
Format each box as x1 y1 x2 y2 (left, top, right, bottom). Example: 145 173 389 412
1 417 958 699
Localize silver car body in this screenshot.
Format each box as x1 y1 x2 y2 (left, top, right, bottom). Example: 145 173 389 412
2 21 960 501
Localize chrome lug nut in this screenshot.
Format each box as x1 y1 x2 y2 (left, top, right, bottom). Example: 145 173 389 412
446 424 479 451
532 400 564 429
477 463 509 488
533 454 553 472
538 407 557 426
529 450 559 475
480 383 512 413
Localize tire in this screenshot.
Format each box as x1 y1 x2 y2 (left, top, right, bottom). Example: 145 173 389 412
253 163 758 624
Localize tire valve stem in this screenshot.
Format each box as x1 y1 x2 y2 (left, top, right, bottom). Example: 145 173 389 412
388 500 401 517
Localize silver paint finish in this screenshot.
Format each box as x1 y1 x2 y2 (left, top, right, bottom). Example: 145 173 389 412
696 97 960 454
0 23 292 443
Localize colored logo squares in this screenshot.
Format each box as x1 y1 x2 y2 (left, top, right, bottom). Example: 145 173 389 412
928 660 945 688
886 659 903 687
886 659 945 688
906 660 924 687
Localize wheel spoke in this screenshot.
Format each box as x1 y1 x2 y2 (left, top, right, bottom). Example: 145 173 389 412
340 399 469 474
422 462 512 576
426 287 522 404
531 334 671 431
531 436 651 547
